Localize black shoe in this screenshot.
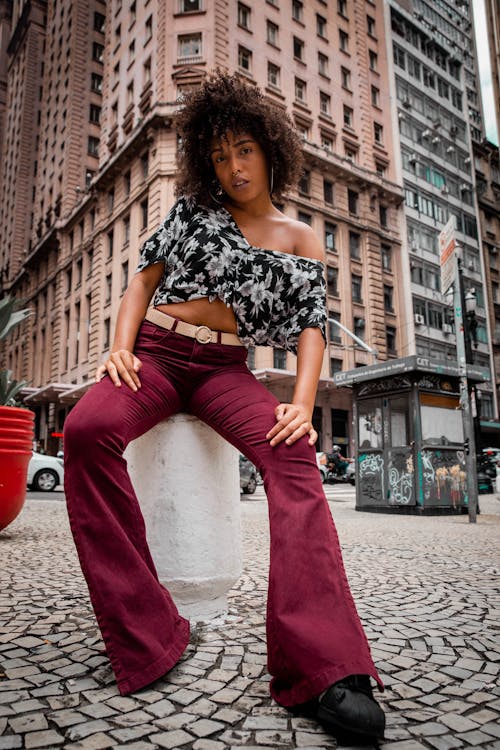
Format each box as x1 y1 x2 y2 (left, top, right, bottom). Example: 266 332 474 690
317 674 385 741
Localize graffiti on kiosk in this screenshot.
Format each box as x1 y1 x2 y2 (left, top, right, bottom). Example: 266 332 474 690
388 467 413 504
421 450 467 507
358 453 384 505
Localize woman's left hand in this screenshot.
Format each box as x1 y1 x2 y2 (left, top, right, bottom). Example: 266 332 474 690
266 403 318 447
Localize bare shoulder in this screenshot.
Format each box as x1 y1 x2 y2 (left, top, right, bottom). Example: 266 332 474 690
287 218 324 262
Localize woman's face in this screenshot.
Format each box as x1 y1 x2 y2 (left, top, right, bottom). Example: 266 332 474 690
210 131 270 203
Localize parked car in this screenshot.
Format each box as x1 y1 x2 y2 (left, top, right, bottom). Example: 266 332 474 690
27 452 64 491
239 454 257 494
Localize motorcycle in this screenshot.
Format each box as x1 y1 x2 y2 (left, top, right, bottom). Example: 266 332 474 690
316 452 355 485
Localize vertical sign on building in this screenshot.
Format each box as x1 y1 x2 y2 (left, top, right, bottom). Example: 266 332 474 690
439 216 456 294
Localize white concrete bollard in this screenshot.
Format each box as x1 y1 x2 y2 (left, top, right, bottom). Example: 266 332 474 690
125 414 242 621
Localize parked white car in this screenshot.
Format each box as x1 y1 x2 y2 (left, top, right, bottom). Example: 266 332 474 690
27 452 64 491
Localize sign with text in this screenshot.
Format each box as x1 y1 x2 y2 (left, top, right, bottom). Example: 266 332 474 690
439 216 456 294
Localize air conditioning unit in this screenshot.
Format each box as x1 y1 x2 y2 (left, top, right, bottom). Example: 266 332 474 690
422 129 432 138
441 186 449 194
442 323 453 334
414 313 425 325
460 183 470 192
446 146 455 153
468 260 475 270
464 156 471 164
432 136 440 144
409 153 418 164
402 97 412 108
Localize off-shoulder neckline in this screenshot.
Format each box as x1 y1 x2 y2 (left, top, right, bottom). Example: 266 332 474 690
216 206 324 265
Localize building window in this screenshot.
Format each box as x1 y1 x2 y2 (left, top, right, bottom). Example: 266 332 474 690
267 62 280 88
92 42 104 63
145 15 153 42
89 104 101 124
320 91 331 116
316 14 327 37
94 12 105 32
330 358 343 376
341 67 351 90
318 52 329 76
238 3 251 29
298 171 310 195
130 1 136 24
128 39 135 64
123 215 130 245
381 244 391 270
384 285 393 312
367 15 375 35
88 136 99 157
267 20 279 46
144 58 152 84
141 198 148 230
343 105 353 127
321 133 334 151
121 261 129 292
345 146 357 163
108 190 115 213
387 326 396 352
348 189 358 215
76 258 83 286
354 316 365 338
349 232 360 259
369 50 378 71
339 29 349 52
247 345 255 370
124 170 131 196
91 73 103 93
292 0 303 22
107 230 114 258
141 151 149 178
338 0 347 17
293 36 304 61
325 222 336 251
327 266 338 296
295 77 306 102
127 81 134 105
323 179 334 205
273 348 287 369
238 45 252 72
379 205 388 227
103 318 110 350
298 211 312 225
178 33 202 61
105 274 112 304
329 314 341 344
371 85 380 106
179 0 202 11
374 122 383 143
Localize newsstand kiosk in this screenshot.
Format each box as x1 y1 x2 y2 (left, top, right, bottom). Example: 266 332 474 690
334 355 491 513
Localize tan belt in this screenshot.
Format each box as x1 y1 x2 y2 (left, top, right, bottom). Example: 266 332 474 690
145 308 244 346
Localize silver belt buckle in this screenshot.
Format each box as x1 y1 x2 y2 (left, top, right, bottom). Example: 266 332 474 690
195 325 213 344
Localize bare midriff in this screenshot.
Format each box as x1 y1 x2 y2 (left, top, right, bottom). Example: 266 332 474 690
156 298 239 334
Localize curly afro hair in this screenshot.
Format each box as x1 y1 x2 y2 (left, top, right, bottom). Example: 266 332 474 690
175 71 304 206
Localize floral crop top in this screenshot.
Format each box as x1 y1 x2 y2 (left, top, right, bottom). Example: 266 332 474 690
135 196 327 354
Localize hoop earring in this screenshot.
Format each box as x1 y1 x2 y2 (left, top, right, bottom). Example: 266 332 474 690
269 166 274 195
208 182 224 205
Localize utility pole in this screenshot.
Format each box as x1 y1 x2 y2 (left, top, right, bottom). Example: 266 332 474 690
453 255 479 524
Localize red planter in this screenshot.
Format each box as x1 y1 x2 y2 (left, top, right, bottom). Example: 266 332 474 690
0 406 35 531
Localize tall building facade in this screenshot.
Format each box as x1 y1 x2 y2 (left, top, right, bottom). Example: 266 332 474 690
388 0 497 426
2 0 406 453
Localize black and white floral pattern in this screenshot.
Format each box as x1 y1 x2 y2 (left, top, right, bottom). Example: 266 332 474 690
136 196 326 354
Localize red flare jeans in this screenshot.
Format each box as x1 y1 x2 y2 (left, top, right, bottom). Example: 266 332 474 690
64 320 382 701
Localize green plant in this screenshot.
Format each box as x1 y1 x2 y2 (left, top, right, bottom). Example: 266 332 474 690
0 295 32 406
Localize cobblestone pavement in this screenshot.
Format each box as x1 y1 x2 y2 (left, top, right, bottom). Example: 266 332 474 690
1 488 499 750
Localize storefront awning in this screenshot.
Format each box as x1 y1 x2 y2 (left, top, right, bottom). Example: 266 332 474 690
58 382 93 404
252 368 336 391
24 383 72 404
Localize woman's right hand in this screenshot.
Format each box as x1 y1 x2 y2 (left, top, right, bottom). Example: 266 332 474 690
95 350 142 392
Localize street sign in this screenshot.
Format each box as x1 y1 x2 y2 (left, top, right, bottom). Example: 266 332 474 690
439 216 456 294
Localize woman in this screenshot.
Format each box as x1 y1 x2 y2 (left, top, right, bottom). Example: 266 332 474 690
64 73 385 740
